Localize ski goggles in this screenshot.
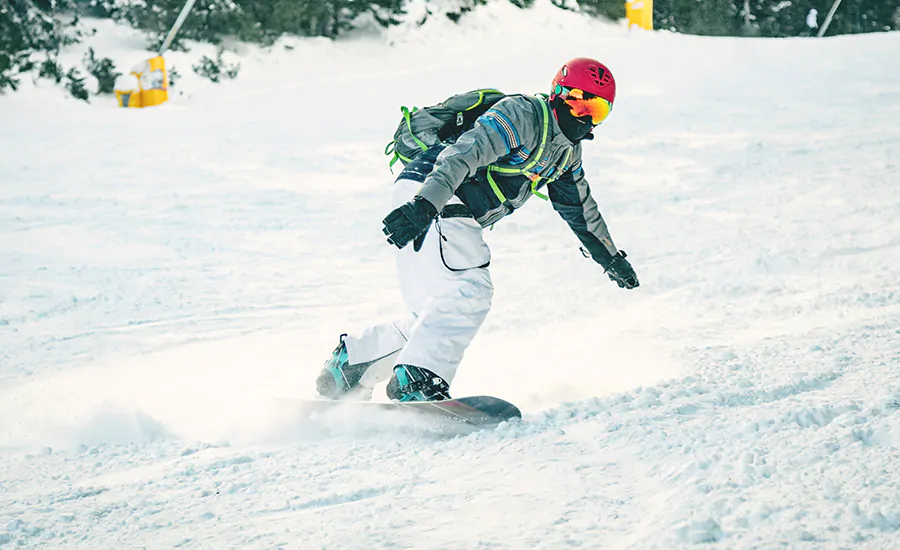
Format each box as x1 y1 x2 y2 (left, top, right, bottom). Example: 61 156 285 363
559 87 613 126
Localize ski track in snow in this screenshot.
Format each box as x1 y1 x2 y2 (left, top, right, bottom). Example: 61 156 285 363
1 1 900 548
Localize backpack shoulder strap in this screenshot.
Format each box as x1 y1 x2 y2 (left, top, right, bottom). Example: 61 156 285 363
485 94 550 206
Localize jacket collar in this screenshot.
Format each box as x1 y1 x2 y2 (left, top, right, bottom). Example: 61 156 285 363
544 97 587 147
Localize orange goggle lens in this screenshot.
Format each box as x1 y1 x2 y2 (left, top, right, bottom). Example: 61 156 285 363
562 88 612 125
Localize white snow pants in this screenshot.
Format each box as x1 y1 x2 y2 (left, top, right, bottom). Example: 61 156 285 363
343 178 493 387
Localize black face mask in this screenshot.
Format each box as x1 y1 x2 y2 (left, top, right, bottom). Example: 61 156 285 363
552 96 594 143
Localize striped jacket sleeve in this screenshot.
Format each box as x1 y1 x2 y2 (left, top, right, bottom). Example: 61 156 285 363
548 151 618 267
416 96 540 211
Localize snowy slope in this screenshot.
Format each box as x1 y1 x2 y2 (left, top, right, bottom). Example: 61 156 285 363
2 0 900 547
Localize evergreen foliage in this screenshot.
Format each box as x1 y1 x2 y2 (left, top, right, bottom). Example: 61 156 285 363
0 0 72 92
38 57 64 82
654 0 899 37
577 0 625 20
83 46 120 93
445 0 488 23
654 0 740 36
192 47 239 82
92 0 407 46
240 0 407 40
808 0 897 35
168 65 181 87
64 66 89 100
1 0 897 96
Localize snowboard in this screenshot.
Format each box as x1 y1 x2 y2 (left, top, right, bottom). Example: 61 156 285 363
280 395 521 431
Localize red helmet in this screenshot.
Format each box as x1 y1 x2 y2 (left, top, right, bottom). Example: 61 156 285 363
550 57 616 105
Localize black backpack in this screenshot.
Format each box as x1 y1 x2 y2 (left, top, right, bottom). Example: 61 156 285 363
384 88 506 169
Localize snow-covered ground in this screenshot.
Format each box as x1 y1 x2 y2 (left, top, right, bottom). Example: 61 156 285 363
2 1 899 547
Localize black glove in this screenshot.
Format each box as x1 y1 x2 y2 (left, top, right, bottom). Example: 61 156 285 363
604 250 639 289
382 196 438 250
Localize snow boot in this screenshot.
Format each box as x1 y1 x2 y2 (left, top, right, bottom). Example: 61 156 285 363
386 364 451 402
316 335 374 399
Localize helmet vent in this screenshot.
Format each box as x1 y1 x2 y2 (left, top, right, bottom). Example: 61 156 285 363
588 65 610 85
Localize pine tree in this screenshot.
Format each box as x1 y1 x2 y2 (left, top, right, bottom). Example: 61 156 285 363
653 0 740 35
576 0 625 20
4 0 899 97
653 0 897 37
0 0 71 91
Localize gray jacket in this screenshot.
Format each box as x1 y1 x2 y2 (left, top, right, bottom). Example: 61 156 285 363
413 94 619 266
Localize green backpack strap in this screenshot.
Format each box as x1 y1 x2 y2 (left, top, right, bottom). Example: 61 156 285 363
384 140 410 172
385 105 428 171
401 105 430 153
486 95 551 206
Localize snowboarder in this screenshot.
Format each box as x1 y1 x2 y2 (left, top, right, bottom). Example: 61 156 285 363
316 57 639 402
